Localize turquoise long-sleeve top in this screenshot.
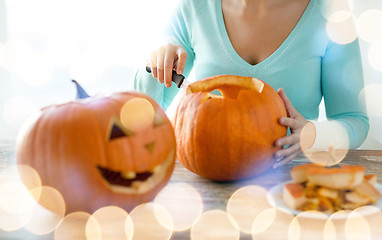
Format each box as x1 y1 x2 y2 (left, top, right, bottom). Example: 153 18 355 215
131 0 369 149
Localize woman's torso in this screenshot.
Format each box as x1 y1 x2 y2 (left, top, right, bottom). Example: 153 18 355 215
181 0 324 119
221 0 310 65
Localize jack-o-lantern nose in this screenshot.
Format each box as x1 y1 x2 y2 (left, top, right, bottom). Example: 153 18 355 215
144 141 155 154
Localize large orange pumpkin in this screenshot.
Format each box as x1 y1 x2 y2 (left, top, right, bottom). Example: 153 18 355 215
16 81 176 214
172 75 287 181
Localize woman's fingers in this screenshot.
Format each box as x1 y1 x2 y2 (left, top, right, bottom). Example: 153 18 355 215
278 88 298 118
273 150 301 168
150 51 158 80
272 89 309 166
164 47 177 87
149 43 187 87
274 141 300 159
273 142 301 168
156 46 166 84
176 47 187 74
275 133 299 148
279 117 299 129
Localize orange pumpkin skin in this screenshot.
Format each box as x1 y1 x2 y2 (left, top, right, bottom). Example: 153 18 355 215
17 92 176 214
172 75 287 181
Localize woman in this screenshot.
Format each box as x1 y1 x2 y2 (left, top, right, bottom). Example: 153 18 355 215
131 0 369 167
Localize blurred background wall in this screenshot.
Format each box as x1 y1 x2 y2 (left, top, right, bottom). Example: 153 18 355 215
0 0 381 150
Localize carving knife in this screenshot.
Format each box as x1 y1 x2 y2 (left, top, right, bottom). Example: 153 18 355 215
145 66 188 88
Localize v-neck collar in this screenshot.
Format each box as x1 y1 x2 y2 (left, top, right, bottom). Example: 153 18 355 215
216 0 314 71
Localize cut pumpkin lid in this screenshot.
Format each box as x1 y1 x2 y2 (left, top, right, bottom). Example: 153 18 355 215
186 75 265 99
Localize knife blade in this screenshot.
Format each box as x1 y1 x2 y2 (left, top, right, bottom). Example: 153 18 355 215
145 66 188 88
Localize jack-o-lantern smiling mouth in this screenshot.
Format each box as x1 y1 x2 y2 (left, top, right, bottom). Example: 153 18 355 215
97 149 174 195
97 166 153 188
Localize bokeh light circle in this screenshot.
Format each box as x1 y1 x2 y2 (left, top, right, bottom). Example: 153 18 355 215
353 206 382 237
300 122 316 153
289 211 329 240
16 52 53 87
0 42 5 67
0 165 37 231
369 116 382 144
323 218 337 240
345 210 371 240
120 98 155 131
325 210 354 240
44 34 79 68
0 181 36 215
326 11 358 45
55 212 98 240
4 0 30 7
0 208 32 232
226 185 271 234
69 51 105 85
89 35 119 70
3 96 39 129
357 10 382 43
17 164 42 191
87 206 133 240
24 186 66 235
300 121 349 166
0 165 40 215
359 84 382 143
251 207 295 240
251 207 277 234
319 0 354 20
129 203 173 240
368 43 382 72
190 209 240 240
359 84 382 117
0 40 35 72
154 183 203 231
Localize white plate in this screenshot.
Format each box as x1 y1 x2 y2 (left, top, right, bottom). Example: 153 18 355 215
266 181 382 219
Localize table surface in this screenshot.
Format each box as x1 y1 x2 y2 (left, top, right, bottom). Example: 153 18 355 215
1 140 382 240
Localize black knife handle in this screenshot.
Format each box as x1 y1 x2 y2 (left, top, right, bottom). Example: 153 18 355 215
146 66 185 88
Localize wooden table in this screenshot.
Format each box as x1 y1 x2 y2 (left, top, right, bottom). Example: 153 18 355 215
1 140 382 240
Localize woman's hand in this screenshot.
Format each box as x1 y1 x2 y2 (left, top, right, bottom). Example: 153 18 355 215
273 88 308 168
149 43 187 88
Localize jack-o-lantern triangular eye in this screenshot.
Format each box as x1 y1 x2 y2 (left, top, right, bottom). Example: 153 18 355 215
110 124 126 140
107 117 134 141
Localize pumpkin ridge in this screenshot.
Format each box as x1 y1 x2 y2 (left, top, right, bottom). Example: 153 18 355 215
177 96 190 171
175 95 192 171
191 94 206 176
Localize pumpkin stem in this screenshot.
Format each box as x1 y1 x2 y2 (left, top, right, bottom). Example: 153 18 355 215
72 79 90 99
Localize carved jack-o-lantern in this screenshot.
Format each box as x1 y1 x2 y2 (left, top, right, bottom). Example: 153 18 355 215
172 75 287 181
16 81 176 214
